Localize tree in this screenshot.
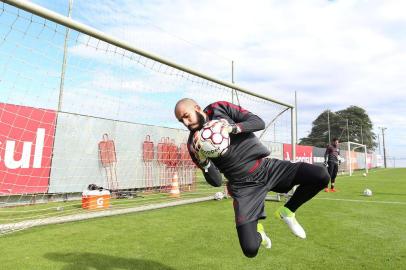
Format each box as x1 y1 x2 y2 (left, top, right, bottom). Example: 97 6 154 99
299 106 377 151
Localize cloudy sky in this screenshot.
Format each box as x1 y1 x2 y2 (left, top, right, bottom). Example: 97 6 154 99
25 0 406 162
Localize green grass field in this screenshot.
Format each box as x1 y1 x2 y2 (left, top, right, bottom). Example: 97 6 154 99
1 168 405 270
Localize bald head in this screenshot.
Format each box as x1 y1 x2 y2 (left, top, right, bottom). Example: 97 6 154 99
174 98 206 131
175 98 198 112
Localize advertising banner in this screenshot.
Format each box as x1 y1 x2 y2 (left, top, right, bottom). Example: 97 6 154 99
312 147 326 164
0 103 56 194
283 144 313 164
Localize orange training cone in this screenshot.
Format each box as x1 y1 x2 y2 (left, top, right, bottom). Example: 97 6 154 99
169 172 181 198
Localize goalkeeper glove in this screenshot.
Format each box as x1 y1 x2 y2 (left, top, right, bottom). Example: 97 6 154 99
219 118 241 134
195 150 210 172
192 131 210 171
323 161 328 167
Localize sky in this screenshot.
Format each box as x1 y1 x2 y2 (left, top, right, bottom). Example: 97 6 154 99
4 0 406 162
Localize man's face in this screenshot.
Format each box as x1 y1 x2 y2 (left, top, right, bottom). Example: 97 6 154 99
175 104 206 132
333 140 339 147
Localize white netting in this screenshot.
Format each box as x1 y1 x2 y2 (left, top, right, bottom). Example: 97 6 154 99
0 2 292 235
338 141 369 176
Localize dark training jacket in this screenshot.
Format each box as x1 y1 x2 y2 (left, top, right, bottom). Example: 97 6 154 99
324 144 340 164
187 101 270 187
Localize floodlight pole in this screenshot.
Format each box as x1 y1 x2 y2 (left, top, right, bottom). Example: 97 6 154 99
327 110 331 143
347 141 352 176
381 127 387 168
295 91 298 144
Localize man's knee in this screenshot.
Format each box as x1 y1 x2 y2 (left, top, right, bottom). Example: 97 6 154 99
237 222 260 258
241 242 259 258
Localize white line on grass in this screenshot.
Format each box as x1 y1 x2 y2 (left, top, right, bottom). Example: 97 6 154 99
336 168 393 179
315 197 406 205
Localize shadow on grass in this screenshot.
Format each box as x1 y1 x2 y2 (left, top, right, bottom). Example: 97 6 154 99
44 252 176 270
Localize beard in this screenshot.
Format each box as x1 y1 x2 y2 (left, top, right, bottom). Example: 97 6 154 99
188 111 206 132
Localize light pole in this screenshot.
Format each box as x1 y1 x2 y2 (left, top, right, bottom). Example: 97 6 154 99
379 127 387 168
327 110 331 143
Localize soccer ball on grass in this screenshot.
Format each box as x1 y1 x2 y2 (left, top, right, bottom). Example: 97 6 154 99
214 191 225 200
363 188 373 196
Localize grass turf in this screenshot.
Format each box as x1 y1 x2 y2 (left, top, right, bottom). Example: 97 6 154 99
0 168 405 270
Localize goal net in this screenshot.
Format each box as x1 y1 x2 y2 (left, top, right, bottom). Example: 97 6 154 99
339 141 369 176
0 1 293 234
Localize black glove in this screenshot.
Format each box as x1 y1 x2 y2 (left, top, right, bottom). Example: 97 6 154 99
323 161 328 167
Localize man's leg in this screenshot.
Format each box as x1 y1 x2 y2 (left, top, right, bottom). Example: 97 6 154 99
274 163 329 238
326 161 335 191
236 220 271 258
285 163 329 212
327 161 334 189
330 163 338 191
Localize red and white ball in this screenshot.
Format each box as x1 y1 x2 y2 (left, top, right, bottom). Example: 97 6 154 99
196 120 230 158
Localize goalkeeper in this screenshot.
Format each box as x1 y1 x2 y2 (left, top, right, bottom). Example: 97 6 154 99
324 138 341 192
174 98 329 258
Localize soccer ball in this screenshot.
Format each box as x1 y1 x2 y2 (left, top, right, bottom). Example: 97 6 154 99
363 188 373 196
214 191 225 200
196 120 230 158
362 173 367 177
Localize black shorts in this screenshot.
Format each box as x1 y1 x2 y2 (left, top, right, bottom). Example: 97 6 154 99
227 158 301 227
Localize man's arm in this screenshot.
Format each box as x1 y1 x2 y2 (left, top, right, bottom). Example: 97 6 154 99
324 145 330 166
200 161 223 187
206 101 265 133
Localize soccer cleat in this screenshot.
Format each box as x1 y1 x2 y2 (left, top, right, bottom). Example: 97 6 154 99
330 188 337 192
275 206 306 239
324 188 329 192
257 223 272 249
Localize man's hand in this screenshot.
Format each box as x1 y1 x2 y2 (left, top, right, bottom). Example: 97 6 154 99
337 156 343 166
219 118 241 134
192 131 210 170
323 161 328 167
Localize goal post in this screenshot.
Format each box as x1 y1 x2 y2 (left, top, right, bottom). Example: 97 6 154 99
340 141 368 176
